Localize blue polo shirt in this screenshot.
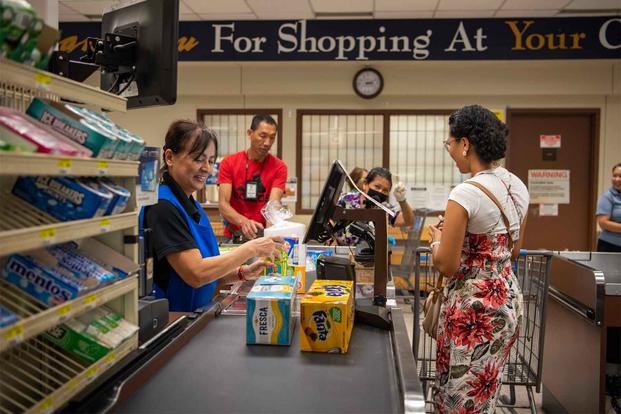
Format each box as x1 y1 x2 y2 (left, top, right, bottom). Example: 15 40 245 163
596 187 621 247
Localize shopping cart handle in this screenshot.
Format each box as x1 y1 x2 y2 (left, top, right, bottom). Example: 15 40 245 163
519 249 528 256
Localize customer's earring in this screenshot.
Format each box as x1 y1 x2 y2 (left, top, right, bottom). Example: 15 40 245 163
462 151 467 157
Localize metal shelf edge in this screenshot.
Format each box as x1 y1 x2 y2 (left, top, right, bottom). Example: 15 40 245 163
0 212 138 256
0 152 139 177
0 58 127 112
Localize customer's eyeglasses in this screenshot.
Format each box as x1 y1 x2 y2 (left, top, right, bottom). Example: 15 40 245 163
442 138 456 151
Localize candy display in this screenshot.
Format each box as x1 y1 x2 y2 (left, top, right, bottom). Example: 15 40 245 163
300 280 354 354
0 106 91 156
0 304 19 328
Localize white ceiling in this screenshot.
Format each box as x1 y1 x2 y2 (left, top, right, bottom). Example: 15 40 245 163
59 0 621 21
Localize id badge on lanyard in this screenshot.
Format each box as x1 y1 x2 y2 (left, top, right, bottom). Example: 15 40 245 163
245 180 258 200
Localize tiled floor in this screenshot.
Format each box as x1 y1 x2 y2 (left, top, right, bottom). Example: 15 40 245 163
399 298 546 413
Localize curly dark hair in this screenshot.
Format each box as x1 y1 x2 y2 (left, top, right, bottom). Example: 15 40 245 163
448 105 508 163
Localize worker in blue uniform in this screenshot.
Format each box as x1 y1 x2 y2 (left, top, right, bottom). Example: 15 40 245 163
140 120 285 311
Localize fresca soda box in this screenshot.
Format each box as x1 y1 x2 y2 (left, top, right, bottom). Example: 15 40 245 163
246 276 296 346
300 280 354 354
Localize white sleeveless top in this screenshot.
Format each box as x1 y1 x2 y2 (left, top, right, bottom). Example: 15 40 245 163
448 167 529 240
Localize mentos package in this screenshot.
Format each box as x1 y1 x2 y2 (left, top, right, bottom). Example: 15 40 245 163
1 254 92 307
246 276 296 346
99 178 130 215
12 176 112 221
300 280 354 354
43 243 117 284
27 98 118 158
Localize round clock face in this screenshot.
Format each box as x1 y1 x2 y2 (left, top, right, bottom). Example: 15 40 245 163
353 68 383 99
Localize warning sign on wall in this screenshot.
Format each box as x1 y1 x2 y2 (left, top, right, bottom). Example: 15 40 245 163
528 169 570 204
540 134 561 148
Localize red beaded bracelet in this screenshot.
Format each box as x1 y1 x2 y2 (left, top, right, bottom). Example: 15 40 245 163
237 265 246 281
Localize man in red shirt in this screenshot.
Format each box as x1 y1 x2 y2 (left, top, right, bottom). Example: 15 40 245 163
218 114 288 241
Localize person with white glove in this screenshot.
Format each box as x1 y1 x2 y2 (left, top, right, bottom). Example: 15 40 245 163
333 167 414 246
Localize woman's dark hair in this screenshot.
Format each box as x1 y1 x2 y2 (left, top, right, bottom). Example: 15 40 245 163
348 167 368 190
448 105 508 163
161 120 218 176
613 163 621 172
366 167 392 188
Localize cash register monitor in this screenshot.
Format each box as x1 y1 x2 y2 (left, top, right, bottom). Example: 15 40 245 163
303 160 347 244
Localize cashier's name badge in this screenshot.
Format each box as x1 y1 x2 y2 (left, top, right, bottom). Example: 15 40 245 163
245 181 258 201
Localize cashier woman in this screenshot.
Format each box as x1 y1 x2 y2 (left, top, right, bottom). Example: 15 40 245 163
141 120 286 312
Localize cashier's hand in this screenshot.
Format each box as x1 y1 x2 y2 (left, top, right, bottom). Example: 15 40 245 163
242 260 276 281
240 218 264 240
246 236 287 261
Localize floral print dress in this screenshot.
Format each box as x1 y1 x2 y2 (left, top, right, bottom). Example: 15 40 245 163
434 232 523 413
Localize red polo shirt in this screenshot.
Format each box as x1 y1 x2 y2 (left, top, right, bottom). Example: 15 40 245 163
217 150 287 238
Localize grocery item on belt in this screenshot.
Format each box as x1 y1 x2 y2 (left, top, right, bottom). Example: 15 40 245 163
98 178 130 215
12 176 112 221
300 280 354 354
27 98 118 158
0 106 91 156
263 249 289 275
247 276 296 346
0 304 19 328
1 254 94 307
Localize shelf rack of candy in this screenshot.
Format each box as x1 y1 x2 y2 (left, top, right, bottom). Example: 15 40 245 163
0 56 143 413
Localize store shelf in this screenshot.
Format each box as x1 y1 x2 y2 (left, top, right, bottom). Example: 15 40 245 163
0 195 137 256
0 276 138 353
0 332 138 414
0 152 139 177
0 58 127 112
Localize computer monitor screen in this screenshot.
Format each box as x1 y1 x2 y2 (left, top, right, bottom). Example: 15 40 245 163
303 160 348 244
101 0 179 109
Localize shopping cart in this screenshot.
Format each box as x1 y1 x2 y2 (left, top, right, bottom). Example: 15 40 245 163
392 208 443 294
412 247 553 413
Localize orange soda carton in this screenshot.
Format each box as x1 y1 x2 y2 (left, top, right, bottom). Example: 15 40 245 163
285 263 306 294
247 276 296 345
300 280 354 353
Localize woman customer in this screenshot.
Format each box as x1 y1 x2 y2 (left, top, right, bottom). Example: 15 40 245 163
596 163 621 252
428 105 529 413
141 120 285 311
334 166 414 246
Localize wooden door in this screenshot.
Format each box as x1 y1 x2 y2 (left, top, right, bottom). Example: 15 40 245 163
506 109 599 251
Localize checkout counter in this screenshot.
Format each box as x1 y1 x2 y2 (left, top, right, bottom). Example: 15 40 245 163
62 253 426 414
542 252 621 413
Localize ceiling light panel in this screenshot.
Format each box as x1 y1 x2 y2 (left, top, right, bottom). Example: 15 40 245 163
438 0 503 10
310 0 374 13
374 0 439 11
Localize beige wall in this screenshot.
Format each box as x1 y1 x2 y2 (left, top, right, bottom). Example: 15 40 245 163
106 59 621 217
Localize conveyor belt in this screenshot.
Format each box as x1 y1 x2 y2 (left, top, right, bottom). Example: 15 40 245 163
115 313 404 414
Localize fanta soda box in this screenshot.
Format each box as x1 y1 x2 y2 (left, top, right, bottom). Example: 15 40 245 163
247 276 296 346
300 280 354 354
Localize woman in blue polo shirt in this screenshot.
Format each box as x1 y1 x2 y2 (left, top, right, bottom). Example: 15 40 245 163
141 120 285 311
596 163 621 252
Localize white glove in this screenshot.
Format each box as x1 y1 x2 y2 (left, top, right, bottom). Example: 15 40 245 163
393 181 407 203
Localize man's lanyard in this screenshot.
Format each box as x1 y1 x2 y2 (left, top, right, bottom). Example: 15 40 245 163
244 150 266 201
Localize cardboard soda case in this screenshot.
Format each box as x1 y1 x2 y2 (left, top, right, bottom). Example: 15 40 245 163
246 276 296 346
300 280 354 354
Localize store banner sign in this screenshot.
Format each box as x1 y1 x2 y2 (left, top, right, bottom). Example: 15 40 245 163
58 16 621 62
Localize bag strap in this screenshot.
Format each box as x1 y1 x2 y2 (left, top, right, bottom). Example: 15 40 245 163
465 180 514 249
